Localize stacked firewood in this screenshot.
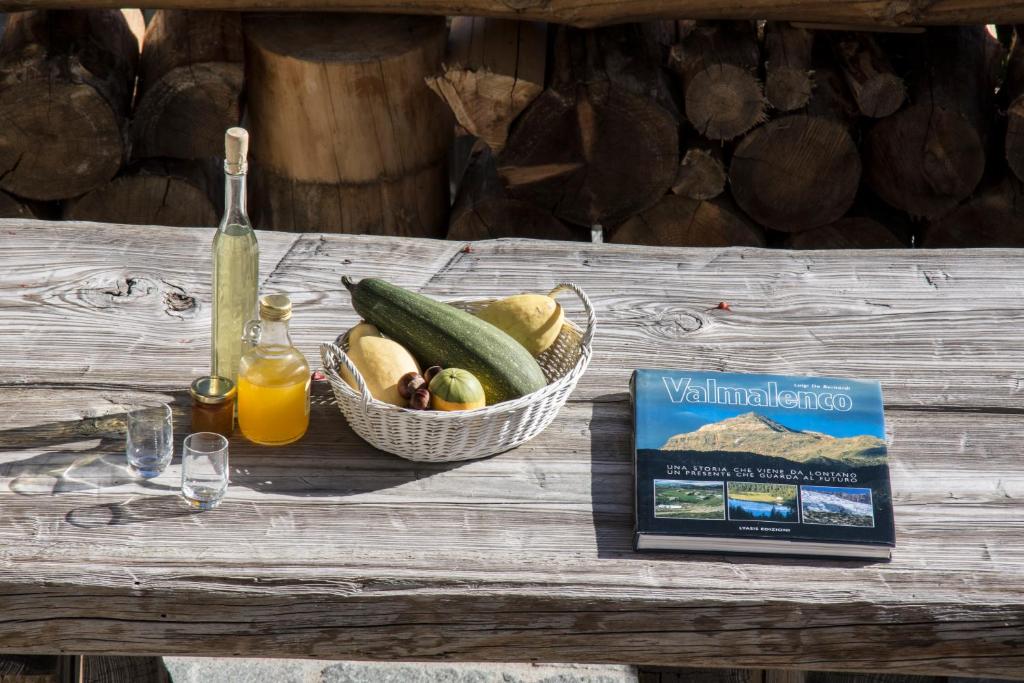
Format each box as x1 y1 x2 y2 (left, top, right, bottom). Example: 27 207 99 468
0 9 242 226
2 10 1023 247
432 19 1024 248
0 9 450 235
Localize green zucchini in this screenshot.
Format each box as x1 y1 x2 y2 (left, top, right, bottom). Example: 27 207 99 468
343 277 547 405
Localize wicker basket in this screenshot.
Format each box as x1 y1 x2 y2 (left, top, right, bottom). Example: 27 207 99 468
319 282 596 462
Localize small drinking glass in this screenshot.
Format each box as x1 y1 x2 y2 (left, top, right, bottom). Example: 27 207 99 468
181 432 229 510
126 403 173 478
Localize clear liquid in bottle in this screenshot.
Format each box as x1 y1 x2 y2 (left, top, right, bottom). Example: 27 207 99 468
211 128 259 382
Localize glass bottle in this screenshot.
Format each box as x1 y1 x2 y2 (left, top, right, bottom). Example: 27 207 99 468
212 127 259 382
237 294 310 446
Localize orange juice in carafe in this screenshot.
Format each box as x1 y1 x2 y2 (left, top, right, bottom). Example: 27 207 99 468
238 294 310 446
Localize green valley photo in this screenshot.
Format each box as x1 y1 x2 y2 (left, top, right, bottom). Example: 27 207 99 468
654 480 725 520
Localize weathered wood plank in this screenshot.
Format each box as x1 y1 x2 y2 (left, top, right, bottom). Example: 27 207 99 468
0 221 1021 677
0 0 1021 29
0 385 1021 674
0 220 462 390
1 221 1022 410
415 240 1024 410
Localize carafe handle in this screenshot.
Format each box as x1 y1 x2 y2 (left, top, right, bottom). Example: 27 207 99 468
242 319 262 349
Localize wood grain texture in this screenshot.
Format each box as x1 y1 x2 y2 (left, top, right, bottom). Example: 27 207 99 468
0 0 1015 31
0 220 1021 677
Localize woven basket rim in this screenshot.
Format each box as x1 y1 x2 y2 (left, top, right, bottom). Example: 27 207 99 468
323 327 589 419
320 286 594 418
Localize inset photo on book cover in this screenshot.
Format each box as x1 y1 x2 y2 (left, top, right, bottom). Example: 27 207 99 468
727 482 799 523
800 486 875 528
653 479 725 520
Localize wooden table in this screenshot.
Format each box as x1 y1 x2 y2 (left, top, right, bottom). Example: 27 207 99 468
0 220 1021 679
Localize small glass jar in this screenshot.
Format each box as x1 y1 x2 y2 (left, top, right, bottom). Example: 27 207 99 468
237 294 310 446
190 376 236 438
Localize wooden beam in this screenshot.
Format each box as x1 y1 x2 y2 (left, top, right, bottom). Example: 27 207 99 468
0 0 1020 29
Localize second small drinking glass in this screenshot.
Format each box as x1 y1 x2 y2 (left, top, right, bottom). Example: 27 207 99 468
126 403 173 478
181 432 229 510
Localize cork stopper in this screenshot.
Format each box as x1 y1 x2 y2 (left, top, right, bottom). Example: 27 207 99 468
225 127 249 174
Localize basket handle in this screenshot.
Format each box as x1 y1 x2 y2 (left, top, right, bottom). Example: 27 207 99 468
319 341 373 416
549 281 597 350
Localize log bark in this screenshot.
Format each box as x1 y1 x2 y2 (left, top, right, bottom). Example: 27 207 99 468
425 17 546 153
830 32 905 118
244 13 451 236
498 24 679 228
448 144 576 241
729 114 860 232
669 21 764 140
865 27 1003 219
0 10 138 201
763 22 814 112
131 11 244 161
922 177 1024 247
608 193 766 247
63 160 218 227
3 0 1024 30
787 217 908 249
1003 26 1024 183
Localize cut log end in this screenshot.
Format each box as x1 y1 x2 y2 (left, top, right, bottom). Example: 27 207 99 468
866 102 984 219
787 217 907 249
923 179 1024 247
765 67 813 112
729 114 861 232
63 173 217 227
1006 97 1024 182
609 194 766 247
686 64 765 140
426 17 546 154
0 81 123 201
131 63 244 160
500 84 679 227
856 74 906 118
672 148 727 200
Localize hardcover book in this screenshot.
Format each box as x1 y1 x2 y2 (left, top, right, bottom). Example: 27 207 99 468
631 369 895 559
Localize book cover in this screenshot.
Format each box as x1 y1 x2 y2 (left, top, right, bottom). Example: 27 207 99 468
632 369 895 558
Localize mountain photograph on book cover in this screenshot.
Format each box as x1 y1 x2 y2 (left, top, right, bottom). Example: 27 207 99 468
658 411 887 468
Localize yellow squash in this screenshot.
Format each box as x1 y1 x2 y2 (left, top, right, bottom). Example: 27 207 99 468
347 321 381 344
476 291 564 356
340 323 420 406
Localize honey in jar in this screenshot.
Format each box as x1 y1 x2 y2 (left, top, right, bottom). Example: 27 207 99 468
190 376 236 438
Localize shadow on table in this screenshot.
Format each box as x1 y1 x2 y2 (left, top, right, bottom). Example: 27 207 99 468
64 494 197 528
0 409 181 496
587 392 876 569
223 380 473 498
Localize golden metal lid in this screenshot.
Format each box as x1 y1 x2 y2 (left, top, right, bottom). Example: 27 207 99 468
190 376 236 405
260 293 292 321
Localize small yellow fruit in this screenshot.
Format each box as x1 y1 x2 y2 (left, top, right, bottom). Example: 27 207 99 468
340 324 420 406
476 293 564 356
429 368 486 411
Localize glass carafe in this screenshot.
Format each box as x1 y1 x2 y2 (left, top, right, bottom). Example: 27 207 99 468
237 294 310 446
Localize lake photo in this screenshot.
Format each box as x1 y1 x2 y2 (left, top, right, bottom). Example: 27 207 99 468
727 482 799 523
801 486 875 527
654 480 725 520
